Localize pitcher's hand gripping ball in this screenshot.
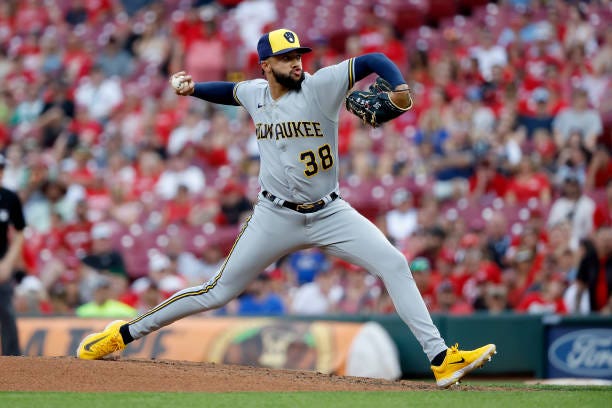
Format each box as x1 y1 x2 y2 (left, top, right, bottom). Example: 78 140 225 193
171 75 187 91
345 77 413 127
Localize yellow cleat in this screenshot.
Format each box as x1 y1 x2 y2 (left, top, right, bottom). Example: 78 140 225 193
76 320 127 360
431 343 497 388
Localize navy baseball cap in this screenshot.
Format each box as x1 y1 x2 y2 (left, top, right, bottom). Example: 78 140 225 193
257 29 312 61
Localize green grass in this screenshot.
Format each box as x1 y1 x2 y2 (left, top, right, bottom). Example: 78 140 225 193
1 388 611 408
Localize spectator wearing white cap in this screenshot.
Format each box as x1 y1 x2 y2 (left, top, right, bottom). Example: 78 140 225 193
147 250 187 299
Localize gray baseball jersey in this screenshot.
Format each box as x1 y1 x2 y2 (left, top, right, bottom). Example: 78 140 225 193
234 60 351 202
126 58 447 361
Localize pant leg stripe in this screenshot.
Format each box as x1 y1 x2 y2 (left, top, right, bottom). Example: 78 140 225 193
127 215 252 325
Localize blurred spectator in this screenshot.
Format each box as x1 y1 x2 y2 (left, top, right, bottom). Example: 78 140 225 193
162 184 194 225
516 277 567 315
381 188 418 245
290 267 339 315
429 129 475 201
563 4 598 53
433 281 473 315
167 108 208 156
13 275 51 315
484 211 511 269
95 36 135 79
410 257 439 311
553 138 590 186
75 277 137 318
593 179 612 229
147 250 187 298
468 157 508 201
11 83 43 130
414 87 450 155
155 149 206 200
74 65 123 122
195 243 226 284
22 179 68 234
79 222 128 301
39 199 92 290
37 81 75 149
452 233 502 306
504 156 551 206
63 33 94 83
482 284 510 315
216 181 252 226
65 0 88 26
505 246 541 308
1 144 27 191
413 226 447 268
287 248 329 286
547 175 595 249
585 144 612 191
552 87 602 152
233 0 277 51
133 18 171 69
335 269 375 314
224 273 285 316
466 86 496 141
470 29 507 82
127 277 163 314
185 19 227 82
592 26 612 75
517 87 556 139
574 229 612 313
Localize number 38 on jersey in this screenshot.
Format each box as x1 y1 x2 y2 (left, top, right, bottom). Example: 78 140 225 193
299 144 334 177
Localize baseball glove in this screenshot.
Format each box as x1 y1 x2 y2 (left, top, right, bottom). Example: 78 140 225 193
345 77 413 128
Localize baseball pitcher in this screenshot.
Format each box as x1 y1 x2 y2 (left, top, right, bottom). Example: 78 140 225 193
77 29 495 387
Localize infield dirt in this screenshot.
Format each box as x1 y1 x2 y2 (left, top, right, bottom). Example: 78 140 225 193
0 356 448 392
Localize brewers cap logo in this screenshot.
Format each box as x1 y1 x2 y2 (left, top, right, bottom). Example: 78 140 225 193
284 31 295 43
257 28 312 61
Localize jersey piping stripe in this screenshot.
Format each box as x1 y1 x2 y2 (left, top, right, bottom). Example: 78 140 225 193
348 58 354 90
127 215 252 326
232 83 243 106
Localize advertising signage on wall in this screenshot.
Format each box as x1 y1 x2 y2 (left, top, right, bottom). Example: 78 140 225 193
546 327 612 379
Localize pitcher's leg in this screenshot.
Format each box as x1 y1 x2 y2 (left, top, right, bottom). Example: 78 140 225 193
314 202 447 360
128 202 307 339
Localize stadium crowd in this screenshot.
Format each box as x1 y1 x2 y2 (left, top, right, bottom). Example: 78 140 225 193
0 0 611 320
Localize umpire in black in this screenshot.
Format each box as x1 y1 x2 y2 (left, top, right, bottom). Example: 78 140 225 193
0 154 26 355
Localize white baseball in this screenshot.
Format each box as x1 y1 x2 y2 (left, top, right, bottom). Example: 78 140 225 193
171 75 186 90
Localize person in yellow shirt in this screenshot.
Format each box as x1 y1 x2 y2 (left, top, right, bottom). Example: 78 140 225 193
76 278 136 318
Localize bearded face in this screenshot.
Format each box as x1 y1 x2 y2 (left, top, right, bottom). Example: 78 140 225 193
271 67 305 91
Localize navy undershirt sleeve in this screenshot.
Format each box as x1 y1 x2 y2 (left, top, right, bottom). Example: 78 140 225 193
192 82 240 106
353 53 406 88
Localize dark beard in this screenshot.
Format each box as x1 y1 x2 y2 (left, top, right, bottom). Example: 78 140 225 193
271 68 305 91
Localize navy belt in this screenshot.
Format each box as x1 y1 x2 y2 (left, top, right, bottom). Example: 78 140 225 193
262 191 339 213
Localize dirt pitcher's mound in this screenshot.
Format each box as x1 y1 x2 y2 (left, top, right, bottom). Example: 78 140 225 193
0 356 436 392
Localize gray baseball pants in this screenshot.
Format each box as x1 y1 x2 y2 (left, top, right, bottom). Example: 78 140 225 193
127 196 447 361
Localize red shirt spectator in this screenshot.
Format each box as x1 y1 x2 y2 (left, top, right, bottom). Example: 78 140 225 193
593 186 612 230
516 290 567 315
0 3 15 44
63 34 94 82
468 158 508 199
162 185 193 225
173 9 207 50
14 0 49 35
505 157 551 206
